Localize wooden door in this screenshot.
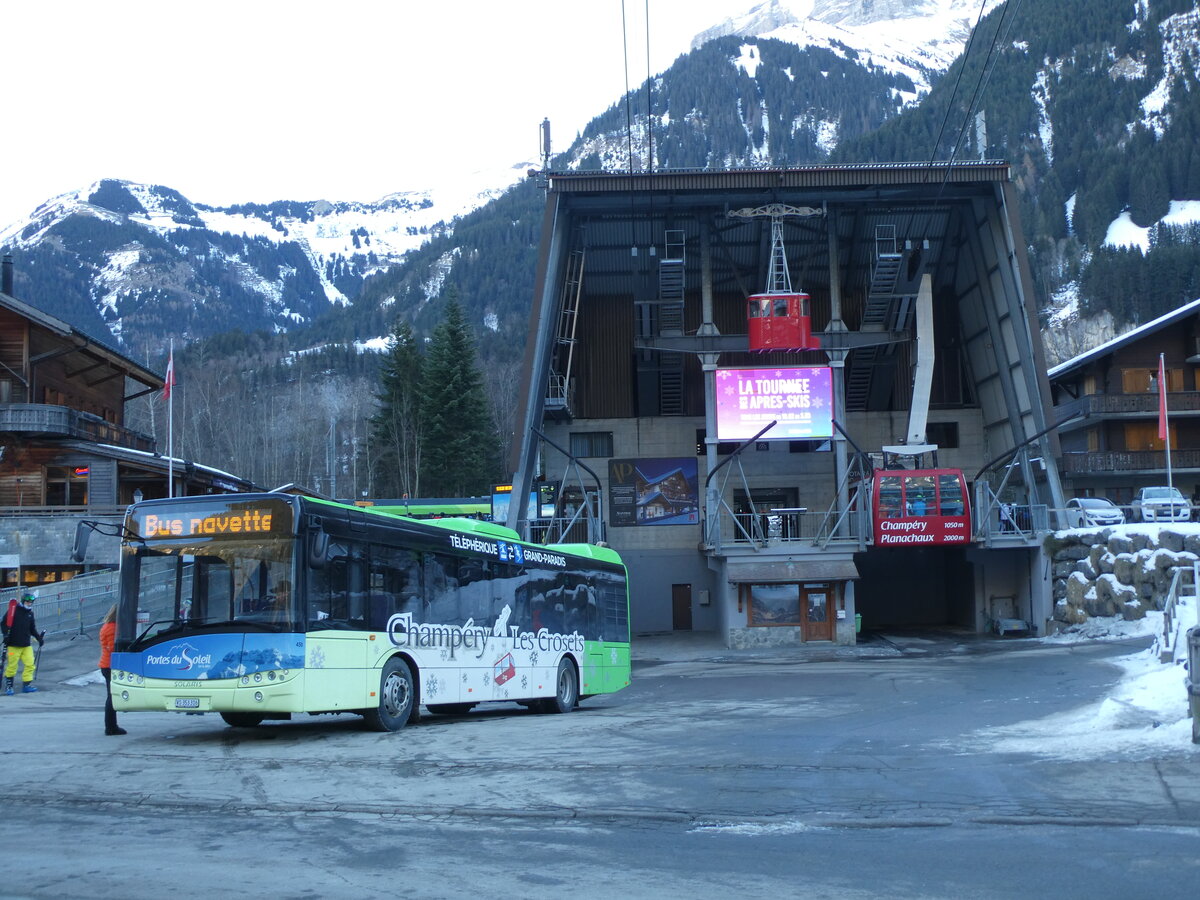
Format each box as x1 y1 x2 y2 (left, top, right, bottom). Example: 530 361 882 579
801 586 833 642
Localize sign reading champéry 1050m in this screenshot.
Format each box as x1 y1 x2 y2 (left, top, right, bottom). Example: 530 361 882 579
134 506 286 538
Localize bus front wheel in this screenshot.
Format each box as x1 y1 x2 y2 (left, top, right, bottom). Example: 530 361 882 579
542 658 578 714
363 657 415 732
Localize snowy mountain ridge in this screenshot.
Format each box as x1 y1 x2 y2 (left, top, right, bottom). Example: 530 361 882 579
692 0 1004 99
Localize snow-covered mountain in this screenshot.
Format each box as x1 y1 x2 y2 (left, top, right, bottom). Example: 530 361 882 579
9 0 1192 372
0 164 530 355
692 0 1002 99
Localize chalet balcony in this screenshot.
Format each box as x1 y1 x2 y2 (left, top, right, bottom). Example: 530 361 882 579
0 403 155 453
1054 391 1200 429
1059 448 1200 475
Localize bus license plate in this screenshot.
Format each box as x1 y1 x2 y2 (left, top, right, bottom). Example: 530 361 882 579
174 698 201 709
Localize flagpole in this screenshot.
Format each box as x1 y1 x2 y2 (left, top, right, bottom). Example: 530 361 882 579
1159 352 1172 492
167 338 174 498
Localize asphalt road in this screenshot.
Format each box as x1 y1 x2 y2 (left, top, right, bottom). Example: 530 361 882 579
2 632 1198 899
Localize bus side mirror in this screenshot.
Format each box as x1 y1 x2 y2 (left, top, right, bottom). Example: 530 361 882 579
309 527 329 569
71 522 92 563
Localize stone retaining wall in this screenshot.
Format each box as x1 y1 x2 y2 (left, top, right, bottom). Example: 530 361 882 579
1048 528 1200 626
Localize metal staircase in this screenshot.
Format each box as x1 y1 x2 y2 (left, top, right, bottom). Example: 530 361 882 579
656 231 686 414
845 226 905 411
545 248 585 417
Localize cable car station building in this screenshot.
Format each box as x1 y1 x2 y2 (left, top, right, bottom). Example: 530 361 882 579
509 163 1064 647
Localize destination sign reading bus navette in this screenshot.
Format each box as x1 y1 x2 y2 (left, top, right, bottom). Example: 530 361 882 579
132 501 292 539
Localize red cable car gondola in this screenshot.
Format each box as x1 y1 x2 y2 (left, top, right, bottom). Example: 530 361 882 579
871 468 971 546
747 291 818 351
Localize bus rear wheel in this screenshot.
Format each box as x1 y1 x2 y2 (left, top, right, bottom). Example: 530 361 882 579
363 657 414 732
542 658 578 714
426 703 476 715
220 712 264 728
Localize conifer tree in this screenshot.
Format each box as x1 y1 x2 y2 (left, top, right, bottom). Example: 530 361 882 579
418 291 497 497
369 320 424 498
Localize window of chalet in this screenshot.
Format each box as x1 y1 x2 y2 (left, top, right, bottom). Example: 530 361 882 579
44 466 87 506
1122 367 1184 393
1123 422 1178 451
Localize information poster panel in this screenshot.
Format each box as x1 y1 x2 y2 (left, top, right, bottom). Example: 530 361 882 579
714 366 833 440
608 458 699 527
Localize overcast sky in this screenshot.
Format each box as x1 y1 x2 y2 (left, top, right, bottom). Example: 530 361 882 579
1 0 744 228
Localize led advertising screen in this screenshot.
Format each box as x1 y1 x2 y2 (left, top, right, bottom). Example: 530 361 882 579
714 366 833 440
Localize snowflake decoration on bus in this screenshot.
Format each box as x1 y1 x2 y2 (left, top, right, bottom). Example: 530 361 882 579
307 646 326 669
427 675 441 697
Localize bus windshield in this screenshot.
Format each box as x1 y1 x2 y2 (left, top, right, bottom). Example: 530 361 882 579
122 537 297 644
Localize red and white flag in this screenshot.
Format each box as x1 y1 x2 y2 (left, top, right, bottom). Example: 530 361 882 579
1157 354 1168 442
163 348 175 401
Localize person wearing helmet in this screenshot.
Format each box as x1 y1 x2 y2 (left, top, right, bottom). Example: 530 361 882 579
2 592 45 695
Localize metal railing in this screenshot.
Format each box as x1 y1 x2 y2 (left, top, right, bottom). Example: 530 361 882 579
1156 561 1198 663
707 509 864 549
0 568 120 640
1053 391 1200 423
0 403 155 452
0 505 127 517
526 517 595 545
1059 449 1200 474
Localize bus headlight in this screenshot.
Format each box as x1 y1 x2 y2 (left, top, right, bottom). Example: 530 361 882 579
267 671 275 681
253 673 262 683
121 691 129 701
241 676 249 685
254 691 263 702
136 676 143 685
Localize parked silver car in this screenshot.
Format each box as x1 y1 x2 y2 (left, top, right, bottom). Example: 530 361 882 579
1065 497 1126 527
1130 486 1191 522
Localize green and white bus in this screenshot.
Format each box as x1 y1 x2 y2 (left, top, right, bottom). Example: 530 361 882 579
104 493 630 731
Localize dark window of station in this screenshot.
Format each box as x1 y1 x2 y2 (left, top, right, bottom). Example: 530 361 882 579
926 422 959 449
569 432 613 458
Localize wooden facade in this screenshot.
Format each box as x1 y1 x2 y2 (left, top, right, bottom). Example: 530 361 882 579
1048 298 1200 503
0 273 256 587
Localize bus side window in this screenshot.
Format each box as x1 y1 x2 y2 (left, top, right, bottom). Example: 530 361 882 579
426 553 464 626
306 545 348 626
562 579 595 637
368 545 423 629
500 565 530 635
456 560 492 626
600 575 629 643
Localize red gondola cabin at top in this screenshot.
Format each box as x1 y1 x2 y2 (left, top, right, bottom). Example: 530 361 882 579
747 292 819 351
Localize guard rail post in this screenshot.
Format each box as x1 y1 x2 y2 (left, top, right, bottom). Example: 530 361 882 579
1187 625 1200 744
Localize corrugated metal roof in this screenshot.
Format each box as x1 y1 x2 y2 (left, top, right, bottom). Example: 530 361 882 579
547 161 1012 193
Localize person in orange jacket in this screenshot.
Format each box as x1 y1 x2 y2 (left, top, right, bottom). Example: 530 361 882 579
99 604 126 735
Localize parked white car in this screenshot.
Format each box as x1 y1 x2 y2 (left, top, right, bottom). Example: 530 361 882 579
1065 497 1126 527
1130 486 1191 522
